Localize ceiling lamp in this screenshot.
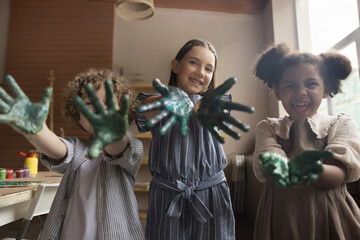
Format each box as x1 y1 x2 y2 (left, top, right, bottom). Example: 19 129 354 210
115 0 155 21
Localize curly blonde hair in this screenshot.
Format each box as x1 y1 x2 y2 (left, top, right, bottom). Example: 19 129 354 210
62 68 138 127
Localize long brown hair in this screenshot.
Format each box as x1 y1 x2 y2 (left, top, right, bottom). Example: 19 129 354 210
168 39 218 95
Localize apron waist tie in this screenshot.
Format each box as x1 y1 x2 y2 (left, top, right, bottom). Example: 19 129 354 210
152 171 226 223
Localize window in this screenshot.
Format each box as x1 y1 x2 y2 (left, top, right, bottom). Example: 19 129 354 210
297 0 360 130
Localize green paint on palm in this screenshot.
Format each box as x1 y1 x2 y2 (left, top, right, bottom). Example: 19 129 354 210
259 150 332 187
197 77 254 143
138 78 194 136
0 75 52 134
74 79 129 158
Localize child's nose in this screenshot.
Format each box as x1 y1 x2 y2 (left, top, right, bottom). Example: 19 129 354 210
195 67 205 77
296 86 307 96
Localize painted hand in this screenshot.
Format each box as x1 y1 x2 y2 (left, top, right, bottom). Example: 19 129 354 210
74 79 129 158
138 78 194 136
259 150 331 187
197 77 254 143
0 75 52 134
259 152 290 187
289 150 331 186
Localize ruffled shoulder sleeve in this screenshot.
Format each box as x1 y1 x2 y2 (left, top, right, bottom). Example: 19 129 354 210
325 114 360 182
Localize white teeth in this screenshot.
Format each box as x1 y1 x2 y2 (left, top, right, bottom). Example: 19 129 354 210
293 103 308 107
191 79 202 85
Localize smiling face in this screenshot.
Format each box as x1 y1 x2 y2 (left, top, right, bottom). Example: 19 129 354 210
275 62 329 121
171 46 215 95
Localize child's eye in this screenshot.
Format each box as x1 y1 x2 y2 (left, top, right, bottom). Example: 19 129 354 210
307 82 319 88
205 67 213 73
283 84 294 90
189 60 198 66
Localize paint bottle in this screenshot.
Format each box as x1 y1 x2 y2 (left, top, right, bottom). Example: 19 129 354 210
16 168 24 178
24 156 38 177
6 168 13 179
23 167 30 178
19 152 38 177
0 168 6 180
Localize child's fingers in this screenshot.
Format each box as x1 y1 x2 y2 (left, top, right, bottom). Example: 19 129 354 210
138 100 162 113
294 150 333 163
211 77 236 97
312 161 324 174
0 99 10 113
85 83 105 115
40 87 53 107
0 114 10 124
74 96 96 122
104 79 116 111
5 75 27 98
277 179 288 188
180 118 189 136
159 115 176 135
119 95 129 115
217 121 240 140
89 139 103 158
152 78 170 96
209 127 224 144
308 173 319 182
147 110 169 127
0 87 14 105
259 152 287 165
221 114 250 132
222 101 255 114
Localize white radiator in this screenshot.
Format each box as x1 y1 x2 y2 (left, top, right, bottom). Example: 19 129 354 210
229 154 246 216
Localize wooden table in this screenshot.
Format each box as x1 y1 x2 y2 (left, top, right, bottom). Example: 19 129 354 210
0 171 63 226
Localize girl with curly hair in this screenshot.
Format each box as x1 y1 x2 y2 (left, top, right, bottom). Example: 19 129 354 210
252 43 360 239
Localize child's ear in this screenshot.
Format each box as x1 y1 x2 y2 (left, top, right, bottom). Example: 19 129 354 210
171 59 179 74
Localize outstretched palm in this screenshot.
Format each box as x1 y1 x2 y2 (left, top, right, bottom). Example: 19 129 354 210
0 75 52 134
197 77 254 143
259 150 332 187
137 78 194 136
289 150 331 185
259 152 290 187
74 80 129 158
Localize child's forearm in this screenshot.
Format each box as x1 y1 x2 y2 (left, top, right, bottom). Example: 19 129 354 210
315 159 346 189
25 123 67 161
104 134 128 156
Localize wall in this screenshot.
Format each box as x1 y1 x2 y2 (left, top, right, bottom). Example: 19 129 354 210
113 8 270 156
1 0 114 170
0 0 10 81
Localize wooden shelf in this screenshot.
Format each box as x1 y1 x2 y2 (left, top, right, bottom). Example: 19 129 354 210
133 132 152 139
134 182 150 192
141 157 148 165
138 210 147 219
130 83 155 93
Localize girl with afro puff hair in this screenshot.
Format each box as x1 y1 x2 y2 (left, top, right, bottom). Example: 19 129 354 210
252 43 360 239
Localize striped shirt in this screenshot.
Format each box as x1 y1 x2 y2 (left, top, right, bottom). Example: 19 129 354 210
136 93 235 240
39 132 145 240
